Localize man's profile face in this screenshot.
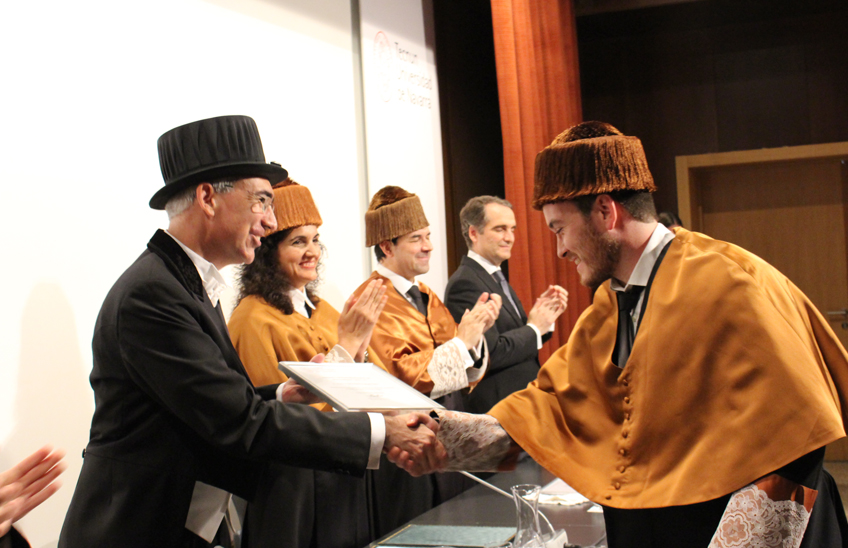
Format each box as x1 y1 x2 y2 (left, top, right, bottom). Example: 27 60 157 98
470 203 515 266
211 177 277 267
543 199 620 290
382 226 432 281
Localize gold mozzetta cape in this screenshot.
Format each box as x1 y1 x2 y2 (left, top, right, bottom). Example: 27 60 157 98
489 228 848 508
354 272 464 395
228 295 386 412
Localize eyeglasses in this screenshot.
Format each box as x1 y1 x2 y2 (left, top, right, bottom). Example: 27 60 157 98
248 191 274 215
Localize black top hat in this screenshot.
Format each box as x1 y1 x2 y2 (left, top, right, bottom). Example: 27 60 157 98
150 115 289 210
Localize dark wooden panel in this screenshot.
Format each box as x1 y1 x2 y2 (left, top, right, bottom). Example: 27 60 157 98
433 0 504 276
713 45 809 151
578 0 848 222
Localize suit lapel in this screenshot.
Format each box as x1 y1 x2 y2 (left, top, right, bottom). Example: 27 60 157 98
148 229 206 301
147 230 250 379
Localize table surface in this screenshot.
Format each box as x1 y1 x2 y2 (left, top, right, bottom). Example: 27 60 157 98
369 457 607 547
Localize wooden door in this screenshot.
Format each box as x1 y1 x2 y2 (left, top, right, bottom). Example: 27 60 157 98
677 143 848 459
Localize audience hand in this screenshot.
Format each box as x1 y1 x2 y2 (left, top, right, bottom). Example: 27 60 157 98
337 279 388 361
527 285 568 333
383 413 445 476
0 446 66 537
456 292 500 349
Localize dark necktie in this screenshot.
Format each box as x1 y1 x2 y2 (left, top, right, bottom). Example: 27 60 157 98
614 287 643 368
493 270 521 317
407 286 427 316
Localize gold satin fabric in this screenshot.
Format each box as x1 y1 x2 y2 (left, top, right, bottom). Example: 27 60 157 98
354 272 463 395
489 228 848 509
228 295 386 412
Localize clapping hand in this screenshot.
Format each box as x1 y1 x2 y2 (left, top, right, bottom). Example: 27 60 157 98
527 285 568 333
456 292 501 349
0 446 66 537
337 279 388 361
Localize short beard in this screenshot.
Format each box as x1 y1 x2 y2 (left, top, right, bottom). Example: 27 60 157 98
579 220 621 291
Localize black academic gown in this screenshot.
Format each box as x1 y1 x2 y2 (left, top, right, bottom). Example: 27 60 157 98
58 230 372 548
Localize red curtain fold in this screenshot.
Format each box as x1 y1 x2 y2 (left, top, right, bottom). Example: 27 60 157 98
491 0 591 362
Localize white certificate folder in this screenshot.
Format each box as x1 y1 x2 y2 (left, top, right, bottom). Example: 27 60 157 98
278 362 445 412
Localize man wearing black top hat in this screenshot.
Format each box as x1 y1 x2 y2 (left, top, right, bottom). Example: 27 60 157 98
58 115 443 548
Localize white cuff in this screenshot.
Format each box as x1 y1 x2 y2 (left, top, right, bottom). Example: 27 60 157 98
467 336 488 382
275 383 285 402
367 412 385 469
527 324 543 350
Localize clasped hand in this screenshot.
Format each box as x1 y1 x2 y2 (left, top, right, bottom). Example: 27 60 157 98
383 412 445 477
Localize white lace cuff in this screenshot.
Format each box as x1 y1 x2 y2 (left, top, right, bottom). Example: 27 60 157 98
435 411 514 471
428 339 474 399
709 483 811 548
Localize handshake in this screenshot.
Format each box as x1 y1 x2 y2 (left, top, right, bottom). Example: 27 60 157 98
382 412 445 476
281 374 447 477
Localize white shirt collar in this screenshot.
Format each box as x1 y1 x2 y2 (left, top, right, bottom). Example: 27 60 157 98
164 230 230 307
467 250 501 275
610 223 675 293
375 262 417 295
288 287 316 318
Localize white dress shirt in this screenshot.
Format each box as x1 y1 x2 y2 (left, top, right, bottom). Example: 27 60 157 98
609 223 675 332
289 287 317 318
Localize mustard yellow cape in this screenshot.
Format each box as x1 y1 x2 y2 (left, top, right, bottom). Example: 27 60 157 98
355 272 469 395
228 295 387 412
489 228 848 508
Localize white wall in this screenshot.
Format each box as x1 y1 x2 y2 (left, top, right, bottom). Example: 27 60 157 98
359 0 449 297
0 0 445 545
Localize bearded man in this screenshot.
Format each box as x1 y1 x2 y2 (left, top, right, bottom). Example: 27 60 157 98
400 121 848 548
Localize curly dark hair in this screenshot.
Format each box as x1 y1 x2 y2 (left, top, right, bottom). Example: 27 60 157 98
236 228 324 315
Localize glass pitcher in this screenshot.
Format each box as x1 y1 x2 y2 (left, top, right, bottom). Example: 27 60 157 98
511 484 545 548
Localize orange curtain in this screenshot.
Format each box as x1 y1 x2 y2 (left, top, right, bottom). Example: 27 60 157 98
491 0 591 362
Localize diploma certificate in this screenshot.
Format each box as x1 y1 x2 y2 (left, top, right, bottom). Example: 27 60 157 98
278 362 445 412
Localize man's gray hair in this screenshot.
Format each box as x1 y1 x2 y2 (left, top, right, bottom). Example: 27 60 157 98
165 178 240 219
459 195 513 249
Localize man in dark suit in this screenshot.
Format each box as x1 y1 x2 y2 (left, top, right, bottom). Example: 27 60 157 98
445 196 567 413
58 116 442 548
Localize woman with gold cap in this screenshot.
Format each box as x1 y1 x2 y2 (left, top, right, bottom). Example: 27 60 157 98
228 178 387 548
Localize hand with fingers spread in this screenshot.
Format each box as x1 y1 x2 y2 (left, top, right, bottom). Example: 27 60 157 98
382 413 445 476
337 279 388 361
0 446 66 537
527 285 568 333
456 292 501 349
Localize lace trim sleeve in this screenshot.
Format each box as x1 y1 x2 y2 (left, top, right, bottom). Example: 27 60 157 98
434 410 519 472
709 479 813 548
428 342 470 399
